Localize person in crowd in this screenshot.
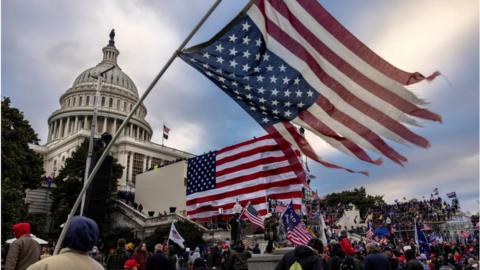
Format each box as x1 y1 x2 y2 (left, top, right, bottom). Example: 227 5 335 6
226 241 251 270
5 222 41 270
275 238 324 270
167 245 179 270
124 259 139 270
192 257 208 270
404 248 423 270
40 247 51 260
26 216 103 270
327 243 346 270
383 246 399 270
132 242 149 270
91 245 104 265
145 243 169 270
363 243 391 270
127 242 135 257
438 256 454 270
465 258 478 270
252 243 261 254
339 231 356 256
189 247 201 266
107 238 130 270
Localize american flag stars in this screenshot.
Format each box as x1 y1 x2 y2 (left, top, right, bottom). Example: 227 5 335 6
180 16 319 128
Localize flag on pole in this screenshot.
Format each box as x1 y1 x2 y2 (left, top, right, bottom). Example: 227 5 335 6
186 134 304 220
168 222 185 249
366 222 374 239
433 188 439 195
414 220 430 256
319 212 328 244
180 0 440 173
241 201 265 229
282 202 312 246
446 192 457 198
163 125 170 140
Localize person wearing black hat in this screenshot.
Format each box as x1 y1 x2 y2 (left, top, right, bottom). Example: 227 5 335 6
275 238 324 270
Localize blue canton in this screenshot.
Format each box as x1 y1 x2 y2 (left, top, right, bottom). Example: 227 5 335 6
186 152 216 195
180 15 319 128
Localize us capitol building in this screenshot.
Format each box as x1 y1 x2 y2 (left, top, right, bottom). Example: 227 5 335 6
32 31 192 188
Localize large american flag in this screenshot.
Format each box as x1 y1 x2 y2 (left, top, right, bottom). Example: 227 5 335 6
282 202 312 246
180 0 440 172
186 135 304 220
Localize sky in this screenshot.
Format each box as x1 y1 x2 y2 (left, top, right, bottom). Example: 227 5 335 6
2 1 479 212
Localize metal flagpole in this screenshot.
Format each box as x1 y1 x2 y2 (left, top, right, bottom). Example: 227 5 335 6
53 0 223 255
80 65 115 216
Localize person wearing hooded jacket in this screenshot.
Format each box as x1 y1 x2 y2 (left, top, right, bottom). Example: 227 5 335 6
5 222 40 270
275 238 324 270
26 216 103 270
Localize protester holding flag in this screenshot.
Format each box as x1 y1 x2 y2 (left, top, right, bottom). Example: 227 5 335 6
282 202 312 246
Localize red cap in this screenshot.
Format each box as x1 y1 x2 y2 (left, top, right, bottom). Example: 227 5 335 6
12 223 30 239
124 259 139 269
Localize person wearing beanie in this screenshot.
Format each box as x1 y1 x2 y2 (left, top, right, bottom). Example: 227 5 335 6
27 216 103 270
5 222 41 270
107 238 130 270
275 238 324 270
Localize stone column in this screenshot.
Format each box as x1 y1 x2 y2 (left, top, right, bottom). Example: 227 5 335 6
47 123 52 142
58 118 64 138
74 116 78 133
142 155 147 172
65 117 70 136
112 118 117 134
83 115 88 130
129 124 133 137
128 151 134 184
103 117 107 133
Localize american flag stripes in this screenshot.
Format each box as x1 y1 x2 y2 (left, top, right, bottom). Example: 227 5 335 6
282 202 312 246
180 0 440 172
186 135 304 220
241 201 265 229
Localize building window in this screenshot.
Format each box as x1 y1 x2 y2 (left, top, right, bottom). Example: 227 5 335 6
124 102 127 112
126 153 130 183
79 96 83 106
130 104 133 111
101 97 105 107
67 98 71 107
132 153 144 184
86 96 90 105
109 97 113 108
117 99 120 109
73 97 76 106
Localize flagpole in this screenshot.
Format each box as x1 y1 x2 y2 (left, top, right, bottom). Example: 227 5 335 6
162 123 164 146
53 0 223 255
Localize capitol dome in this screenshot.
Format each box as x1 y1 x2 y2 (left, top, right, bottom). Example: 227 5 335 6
47 30 152 144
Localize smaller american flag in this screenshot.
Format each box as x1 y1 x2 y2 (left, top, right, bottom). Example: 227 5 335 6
163 125 170 140
241 201 264 229
446 191 457 198
366 222 374 239
282 202 311 246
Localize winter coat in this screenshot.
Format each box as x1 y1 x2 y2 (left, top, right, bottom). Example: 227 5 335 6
27 216 101 270
106 247 130 270
364 253 391 270
226 249 251 270
133 250 149 270
339 238 356 256
145 251 169 270
275 245 324 270
5 223 40 270
405 259 424 270
26 248 103 270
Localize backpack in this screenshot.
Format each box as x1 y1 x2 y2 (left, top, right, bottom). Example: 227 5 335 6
289 261 303 270
339 256 356 270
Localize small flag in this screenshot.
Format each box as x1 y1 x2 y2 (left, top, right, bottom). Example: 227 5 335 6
433 188 439 195
241 201 264 229
414 220 430 256
446 192 457 198
163 125 170 140
168 222 185 249
366 222 374 239
282 202 312 246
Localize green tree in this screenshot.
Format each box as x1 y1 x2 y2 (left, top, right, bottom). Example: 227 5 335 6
49 139 123 236
1 97 44 239
144 220 205 250
323 187 385 217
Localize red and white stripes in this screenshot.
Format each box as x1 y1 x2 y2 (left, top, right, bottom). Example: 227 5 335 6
247 0 440 167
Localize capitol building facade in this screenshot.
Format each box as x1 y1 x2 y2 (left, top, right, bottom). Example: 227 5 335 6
33 33 192 188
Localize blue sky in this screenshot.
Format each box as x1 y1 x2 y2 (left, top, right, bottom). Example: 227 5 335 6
2 1 478 212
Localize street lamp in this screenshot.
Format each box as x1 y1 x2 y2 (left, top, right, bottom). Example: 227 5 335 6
80 64 115 216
